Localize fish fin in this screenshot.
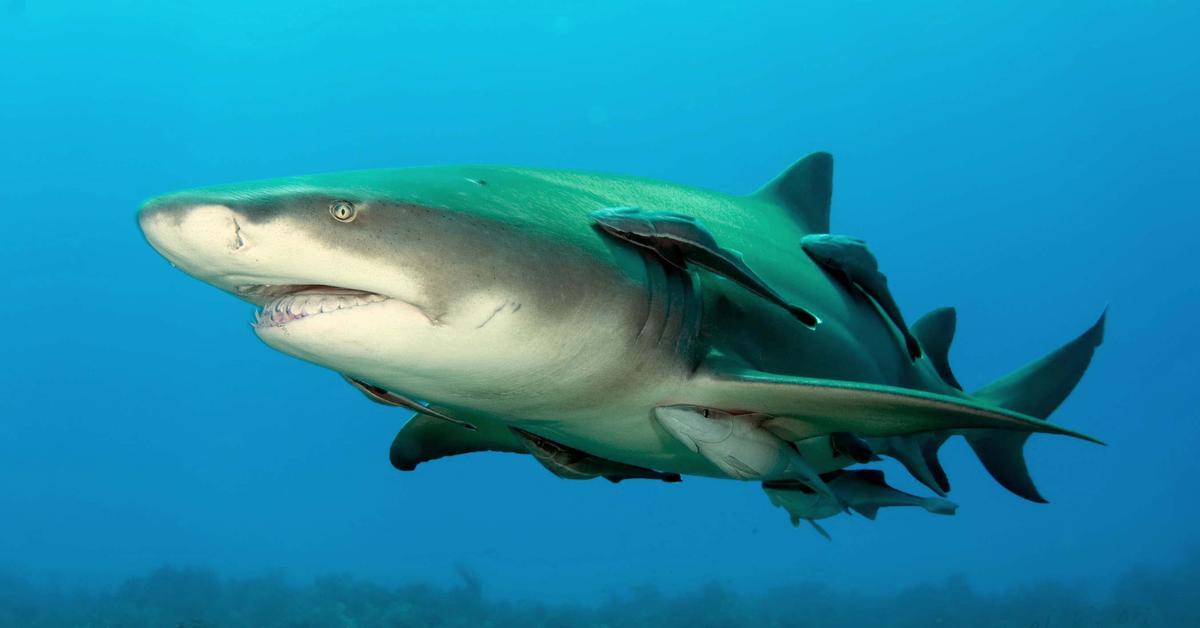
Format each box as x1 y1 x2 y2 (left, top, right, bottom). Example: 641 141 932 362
850 469 888 487
912 307 963 390
962 429 1046 503
869 434 951 496
829 432 875 463
959 310 1107 502
921 433 952 494
850 504 881 520
972 309 1107 418
922 498 959 515
389 413 526 471
692 362 1103 444
808 519 833 540
753 152 833 233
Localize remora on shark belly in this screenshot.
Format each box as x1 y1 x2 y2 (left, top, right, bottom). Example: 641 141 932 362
138 151 1105 535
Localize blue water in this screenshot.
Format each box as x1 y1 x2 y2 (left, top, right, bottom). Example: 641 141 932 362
1 0 1198 622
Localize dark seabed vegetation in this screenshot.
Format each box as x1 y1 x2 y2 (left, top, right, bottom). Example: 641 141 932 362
2 552 1195 628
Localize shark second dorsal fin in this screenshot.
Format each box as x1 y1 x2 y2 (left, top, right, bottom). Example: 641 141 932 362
912 307 963 390
752 152 833 233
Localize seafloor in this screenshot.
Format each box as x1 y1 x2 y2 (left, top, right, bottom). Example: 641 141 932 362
2 553 1194 628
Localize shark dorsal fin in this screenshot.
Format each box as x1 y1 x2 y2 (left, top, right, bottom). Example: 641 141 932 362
912 307 962 390
753 152 833 233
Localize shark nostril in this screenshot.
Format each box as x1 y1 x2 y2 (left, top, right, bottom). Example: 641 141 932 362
231 217 246 250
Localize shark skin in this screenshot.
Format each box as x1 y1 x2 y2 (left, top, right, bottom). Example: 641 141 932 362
137 152 1104 525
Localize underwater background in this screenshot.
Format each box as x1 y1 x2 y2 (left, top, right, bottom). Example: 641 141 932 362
1 1 1198 625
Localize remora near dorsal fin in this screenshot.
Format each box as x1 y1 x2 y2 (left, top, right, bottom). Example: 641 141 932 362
912 307 963 390
753 152 834 233
963 309 1108 503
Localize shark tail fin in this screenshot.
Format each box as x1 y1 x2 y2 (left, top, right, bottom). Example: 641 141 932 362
753 152 833 233
965 309 1108 502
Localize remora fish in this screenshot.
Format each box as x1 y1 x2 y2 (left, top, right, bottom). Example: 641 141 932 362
138 152 1105 531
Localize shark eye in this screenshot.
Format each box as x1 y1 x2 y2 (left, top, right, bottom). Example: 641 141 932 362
329 200 357 223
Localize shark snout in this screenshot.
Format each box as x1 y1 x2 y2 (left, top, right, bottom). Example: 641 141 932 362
138 199 251 271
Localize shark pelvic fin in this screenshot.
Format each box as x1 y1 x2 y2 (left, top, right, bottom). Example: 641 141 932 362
752 152 833 233
962 309 1107 502
912 307 963 390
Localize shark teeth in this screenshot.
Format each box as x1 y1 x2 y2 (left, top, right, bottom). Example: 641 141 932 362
252 288 389 328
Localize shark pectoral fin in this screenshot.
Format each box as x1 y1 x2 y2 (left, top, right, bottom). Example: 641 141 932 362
691 364 1103 444
511 428 680 483
389 414 527 472
912 307 963 390
591 207 819 328
343 375 477 430
800 233 919 359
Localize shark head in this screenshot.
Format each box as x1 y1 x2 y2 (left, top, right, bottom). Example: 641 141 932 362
137 168 657 410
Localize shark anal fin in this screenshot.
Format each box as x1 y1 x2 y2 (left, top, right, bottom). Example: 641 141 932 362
800 233 919 359
389 413 526 471
912 307 963 390
591 207 819 328
867 433 951 496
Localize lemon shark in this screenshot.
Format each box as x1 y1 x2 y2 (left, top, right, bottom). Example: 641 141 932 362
138 152 1105 534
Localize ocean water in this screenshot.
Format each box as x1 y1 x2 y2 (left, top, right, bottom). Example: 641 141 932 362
1 1 1198 626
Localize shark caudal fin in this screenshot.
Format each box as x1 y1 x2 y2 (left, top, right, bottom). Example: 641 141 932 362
964 309 1107 502
753 152 833 233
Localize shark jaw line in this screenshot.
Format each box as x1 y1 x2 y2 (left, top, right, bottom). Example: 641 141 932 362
241 284 433 330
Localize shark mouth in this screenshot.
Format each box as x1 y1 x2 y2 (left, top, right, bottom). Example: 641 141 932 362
240 285 390 328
